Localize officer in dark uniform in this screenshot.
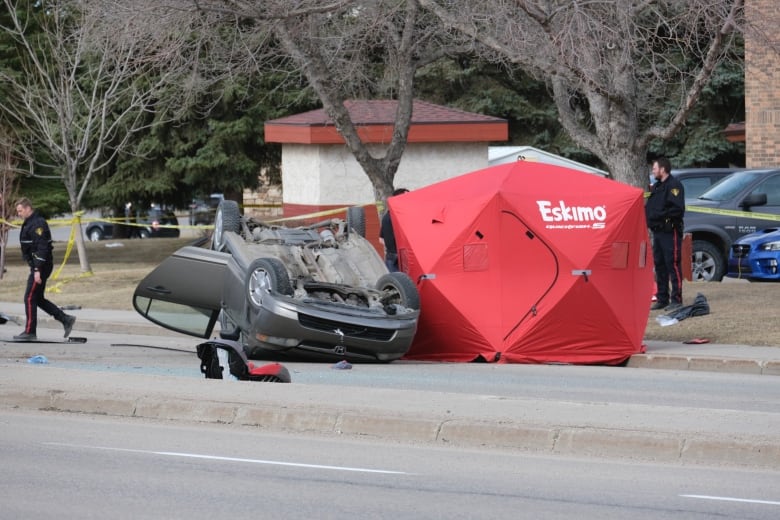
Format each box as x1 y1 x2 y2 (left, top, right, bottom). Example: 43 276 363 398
13 198 76 341
645 157 685 311
379 188 409 272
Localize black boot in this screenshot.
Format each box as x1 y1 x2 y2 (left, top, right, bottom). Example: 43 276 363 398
61 314 77 338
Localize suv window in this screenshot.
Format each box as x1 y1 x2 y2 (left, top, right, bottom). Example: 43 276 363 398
681 178 712 199
750 175 780 205
699 170 767 201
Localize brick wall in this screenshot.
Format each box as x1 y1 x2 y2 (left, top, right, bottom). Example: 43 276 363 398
745 0 780 167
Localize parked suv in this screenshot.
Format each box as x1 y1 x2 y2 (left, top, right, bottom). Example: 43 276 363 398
685 168 780 281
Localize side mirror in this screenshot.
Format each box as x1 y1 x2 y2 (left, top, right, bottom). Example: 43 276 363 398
740 192 767 209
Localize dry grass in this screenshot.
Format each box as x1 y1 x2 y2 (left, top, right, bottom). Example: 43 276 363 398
0 237 196 312
1 237 778 348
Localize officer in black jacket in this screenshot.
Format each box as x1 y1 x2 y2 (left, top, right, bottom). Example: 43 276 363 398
13 198 76 341
379 188 409 272
645 157 685 311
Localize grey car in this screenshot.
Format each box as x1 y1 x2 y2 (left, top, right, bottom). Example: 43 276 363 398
133 200 421 363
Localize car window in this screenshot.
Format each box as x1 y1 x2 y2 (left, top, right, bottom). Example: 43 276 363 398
750 174 780 206
698 171 767 201
680 177 712 199
134 297 216 337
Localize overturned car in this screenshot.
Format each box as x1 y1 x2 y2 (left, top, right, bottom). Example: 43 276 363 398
133 200 421 364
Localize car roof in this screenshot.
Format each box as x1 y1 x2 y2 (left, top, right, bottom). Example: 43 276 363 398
671 167 743 176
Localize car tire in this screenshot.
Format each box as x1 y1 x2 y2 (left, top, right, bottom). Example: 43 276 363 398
376 272 420 310
87 227 104 241
691 240 725 282
346 206 366 238
246 257 293 309
213 200 241 251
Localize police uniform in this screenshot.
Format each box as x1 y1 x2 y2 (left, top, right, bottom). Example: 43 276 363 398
380 209 400 272
17 210 75 339
645 174 686 308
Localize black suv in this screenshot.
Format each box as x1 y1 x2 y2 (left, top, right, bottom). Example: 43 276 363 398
685 168 780 281
85 208 181 241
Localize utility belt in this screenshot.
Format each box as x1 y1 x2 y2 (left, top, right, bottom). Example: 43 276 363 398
650 219 682 233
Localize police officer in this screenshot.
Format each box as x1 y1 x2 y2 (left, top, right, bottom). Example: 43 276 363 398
13 198 76 341
645 157 685 311
379 188 409 272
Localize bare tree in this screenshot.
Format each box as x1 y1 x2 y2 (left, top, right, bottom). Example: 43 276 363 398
416 0 745 188
0 0 198 272
0 128 23 279
180 0 453 201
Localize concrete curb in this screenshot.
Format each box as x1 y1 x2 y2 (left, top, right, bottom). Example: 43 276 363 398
2 365 779 469
628 354 780 376
23 314 185 338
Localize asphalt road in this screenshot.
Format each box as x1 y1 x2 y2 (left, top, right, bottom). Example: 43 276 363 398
2 328 780 470
3 410 779 520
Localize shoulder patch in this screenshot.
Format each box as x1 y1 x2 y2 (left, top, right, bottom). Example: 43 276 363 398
35 227 44 236
671 188 680 197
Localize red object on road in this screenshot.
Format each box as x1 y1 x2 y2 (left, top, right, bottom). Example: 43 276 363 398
390 161 654 365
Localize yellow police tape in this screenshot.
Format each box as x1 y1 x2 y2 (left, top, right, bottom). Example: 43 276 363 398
47 212 92 293
685 205 780 221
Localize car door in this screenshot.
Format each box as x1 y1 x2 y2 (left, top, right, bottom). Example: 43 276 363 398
734 172 780 238
133 246 230 338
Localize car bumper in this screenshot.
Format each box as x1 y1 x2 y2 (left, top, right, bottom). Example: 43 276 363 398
243 295 419 362
727 252 780 280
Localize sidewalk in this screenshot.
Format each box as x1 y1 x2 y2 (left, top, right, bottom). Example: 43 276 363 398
3 301 779 376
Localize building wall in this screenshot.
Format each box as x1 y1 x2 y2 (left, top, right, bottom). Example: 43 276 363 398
746 0 780 167
281 141 488 205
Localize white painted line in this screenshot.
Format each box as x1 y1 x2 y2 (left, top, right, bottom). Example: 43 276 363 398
45 442 409 475
681 495 780 506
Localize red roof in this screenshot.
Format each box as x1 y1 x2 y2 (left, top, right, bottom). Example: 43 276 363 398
265 99 508 144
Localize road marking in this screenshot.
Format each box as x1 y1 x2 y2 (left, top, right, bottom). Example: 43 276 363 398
681 495 780 506
45 442 408 475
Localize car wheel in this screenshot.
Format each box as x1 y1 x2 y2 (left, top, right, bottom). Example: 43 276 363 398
691 240 725 282
246 257 293 309
213 200 241 251
87 227 104 241
346 206 366 238
376 272 420 310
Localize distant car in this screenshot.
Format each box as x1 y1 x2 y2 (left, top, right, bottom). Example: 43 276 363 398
189 193 224 226
671 167 741 199
685 168 780 281
727 227 780 281
133 200 421 363
85 208 181 241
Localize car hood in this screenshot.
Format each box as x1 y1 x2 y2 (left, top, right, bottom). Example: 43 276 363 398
733 227 780 246
686 198 722 208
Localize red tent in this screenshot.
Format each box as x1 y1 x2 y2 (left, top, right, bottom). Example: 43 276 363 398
389 161 653 364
